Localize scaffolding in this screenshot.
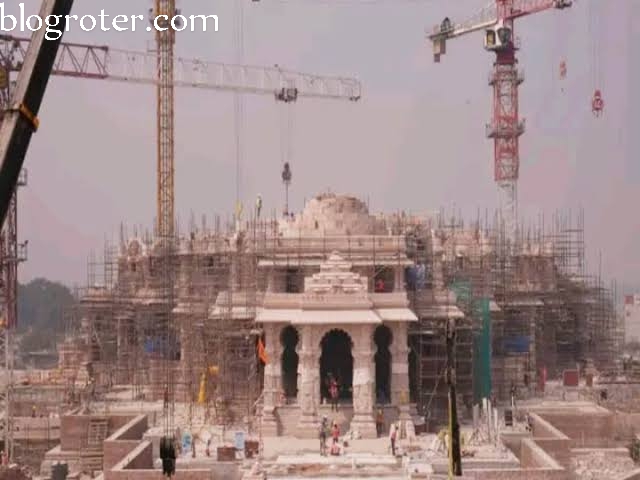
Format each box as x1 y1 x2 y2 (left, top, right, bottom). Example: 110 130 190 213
66 200 621 433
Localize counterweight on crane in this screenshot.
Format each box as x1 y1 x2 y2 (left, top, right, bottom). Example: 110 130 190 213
428 0 572 243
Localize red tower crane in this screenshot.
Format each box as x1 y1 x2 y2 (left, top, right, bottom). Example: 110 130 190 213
428 0 572 243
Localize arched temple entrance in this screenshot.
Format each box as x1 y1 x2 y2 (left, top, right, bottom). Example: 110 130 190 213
320 329 353 403
280 326 299 400
374 325 392 404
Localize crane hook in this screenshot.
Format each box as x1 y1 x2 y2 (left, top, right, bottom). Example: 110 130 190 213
591 89 604 117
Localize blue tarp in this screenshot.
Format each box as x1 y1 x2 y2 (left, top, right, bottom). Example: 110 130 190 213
234 431 245 451
144 337 180 357
144 337 165 354
504 336 530 353
406 264 427 291
182 433 192 455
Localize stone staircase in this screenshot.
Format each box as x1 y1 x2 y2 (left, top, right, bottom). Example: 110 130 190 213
275 405 300 436
274 404 357 436
80 417 109 474
317 405 354 433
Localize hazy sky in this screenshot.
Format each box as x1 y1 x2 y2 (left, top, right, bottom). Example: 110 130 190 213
10 0 638 292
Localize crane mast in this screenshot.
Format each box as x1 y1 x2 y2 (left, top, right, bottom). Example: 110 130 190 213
489 0 521 245
153 0 178 456
155 0 176 241
428 1 572 474
428 0 572 243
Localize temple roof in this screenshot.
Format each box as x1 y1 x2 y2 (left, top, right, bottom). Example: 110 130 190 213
256 252 417 325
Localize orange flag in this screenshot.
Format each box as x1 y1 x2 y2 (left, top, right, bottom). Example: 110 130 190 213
257 337 268 364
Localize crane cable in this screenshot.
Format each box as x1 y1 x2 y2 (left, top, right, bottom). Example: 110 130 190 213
555 3 571 167
588 0 600 91
588 0 605 117
278 77 295 189
234 0 246 209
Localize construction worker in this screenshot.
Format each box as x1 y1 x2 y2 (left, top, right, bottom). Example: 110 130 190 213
163 386 169 410
329 377 339 411
389 423 397 456
331 422 340 445
32 405 36 418
375 409 385 437
256 195 263 219
319 416 328 456
330 422 341 456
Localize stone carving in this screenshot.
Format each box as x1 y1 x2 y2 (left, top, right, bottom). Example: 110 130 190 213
279 193 385 237
298 345 318 415
300 383 314 412
127 239 141 257
304 253 367 295
352 384 373 413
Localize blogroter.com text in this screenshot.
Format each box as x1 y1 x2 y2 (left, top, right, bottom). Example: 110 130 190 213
0 3 218 41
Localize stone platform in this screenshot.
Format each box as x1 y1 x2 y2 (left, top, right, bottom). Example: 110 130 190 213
257 452 406 479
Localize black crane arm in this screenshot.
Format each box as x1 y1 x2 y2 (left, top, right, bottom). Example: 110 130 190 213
0 0 74 225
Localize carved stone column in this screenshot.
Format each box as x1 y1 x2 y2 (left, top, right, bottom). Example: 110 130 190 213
394 266 405 292
177 313 191 402
261 323 281 436
391 322 411 421
350 325 377 438
266 271 275 293
296 342 302 404
433 254 445 291
296 325 319 437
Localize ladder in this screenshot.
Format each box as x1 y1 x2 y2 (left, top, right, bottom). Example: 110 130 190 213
81 417 108 474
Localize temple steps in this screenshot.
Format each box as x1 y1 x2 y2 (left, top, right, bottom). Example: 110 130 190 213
275 405 300 436
275 404 358 436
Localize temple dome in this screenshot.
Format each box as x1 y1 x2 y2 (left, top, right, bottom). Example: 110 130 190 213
280 192 384 236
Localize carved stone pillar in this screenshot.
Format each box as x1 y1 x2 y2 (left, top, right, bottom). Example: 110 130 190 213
115 316 126 384
296 325 319 437
433 255 445 291
394 266 405 292
391 322 411 421
350 325 377 438
261 323 281 436
177 314 191 401
296 342 302 404
266 271 275 293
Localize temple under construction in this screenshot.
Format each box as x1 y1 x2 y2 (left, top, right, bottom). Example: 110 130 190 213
58 192 622 433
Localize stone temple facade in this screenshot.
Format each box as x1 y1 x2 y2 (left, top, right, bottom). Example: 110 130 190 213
258 251 416 437
64 192 619 435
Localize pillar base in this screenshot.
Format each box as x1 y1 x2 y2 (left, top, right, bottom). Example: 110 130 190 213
398 404 411 421
295 412 318 438
349 413 377 439
261 407 279 437
396 405 415 440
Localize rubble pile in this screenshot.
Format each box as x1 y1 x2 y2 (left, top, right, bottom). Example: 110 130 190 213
0 465 31 480
571 451 636 480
